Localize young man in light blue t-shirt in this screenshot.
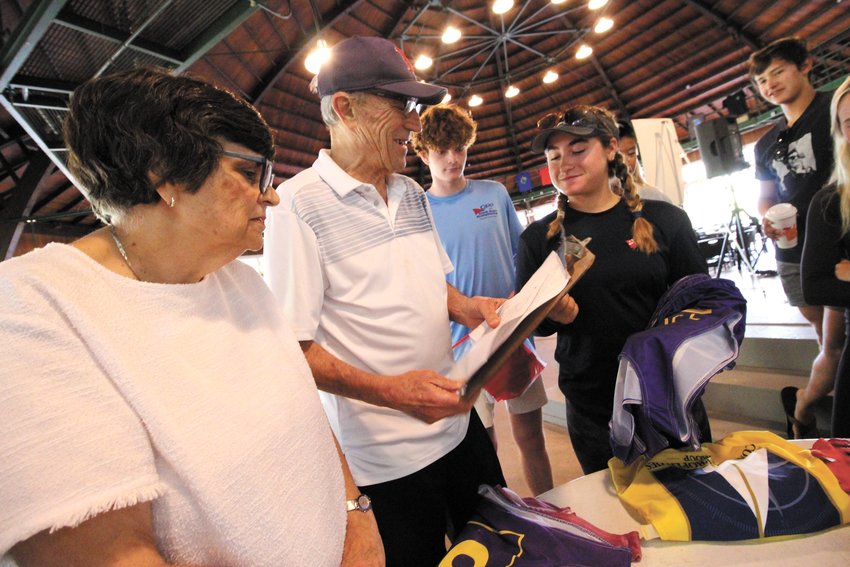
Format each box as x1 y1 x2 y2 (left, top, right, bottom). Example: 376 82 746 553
413 104 554 495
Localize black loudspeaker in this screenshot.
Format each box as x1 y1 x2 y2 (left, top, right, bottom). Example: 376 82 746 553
722 92 749 117
694 118 750 179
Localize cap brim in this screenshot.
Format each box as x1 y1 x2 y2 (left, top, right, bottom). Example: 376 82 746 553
531 124 597 153
375 80 447 105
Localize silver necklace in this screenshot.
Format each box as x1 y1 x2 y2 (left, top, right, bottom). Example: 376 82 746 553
109 225 141 280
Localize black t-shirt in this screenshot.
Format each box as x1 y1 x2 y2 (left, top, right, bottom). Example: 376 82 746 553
516 199 707 408
801 185 850 307
754 90 834 263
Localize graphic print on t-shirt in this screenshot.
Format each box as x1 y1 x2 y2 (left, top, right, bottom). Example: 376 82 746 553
774 131 816 180
473 202 498 220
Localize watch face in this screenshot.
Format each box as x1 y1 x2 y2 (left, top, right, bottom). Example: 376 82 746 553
356 493 372 512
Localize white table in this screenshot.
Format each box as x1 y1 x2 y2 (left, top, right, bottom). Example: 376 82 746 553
538 441 850 566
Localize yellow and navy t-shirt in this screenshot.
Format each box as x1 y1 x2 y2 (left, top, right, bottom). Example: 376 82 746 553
609 431 850 541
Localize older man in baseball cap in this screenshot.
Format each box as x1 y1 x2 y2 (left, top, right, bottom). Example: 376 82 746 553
264 36 507 566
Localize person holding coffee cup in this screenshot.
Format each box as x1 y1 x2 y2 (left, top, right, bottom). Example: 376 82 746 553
765 203 799 249
750 37 844 439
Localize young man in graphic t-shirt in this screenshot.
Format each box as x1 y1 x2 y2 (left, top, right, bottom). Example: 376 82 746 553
413 104 555 495
750 36 843 438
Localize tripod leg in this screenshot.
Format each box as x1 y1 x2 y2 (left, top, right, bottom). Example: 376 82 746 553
715 230 730 278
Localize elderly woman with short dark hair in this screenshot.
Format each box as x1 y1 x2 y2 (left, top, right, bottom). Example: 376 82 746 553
0 67 382 566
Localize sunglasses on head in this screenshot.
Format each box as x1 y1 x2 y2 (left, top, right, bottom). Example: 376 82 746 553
366 90 423 115
221 150 274 194
536 107 602 131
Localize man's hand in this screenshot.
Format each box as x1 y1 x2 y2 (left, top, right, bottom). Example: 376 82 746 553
836 259 850 282
303 341 473 423
547 293 579 324
464 295 506 331
762 217 783 241
382 370 473 423
447 282 505 330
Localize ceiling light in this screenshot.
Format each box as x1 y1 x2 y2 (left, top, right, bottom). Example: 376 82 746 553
441 92 452 104
492 0 514 14
588 0 608 9
414 54 433 70
442 26 462 44
594 17 614 33
304 39 331 74
505 85 520 98
576 44 593 59
551 0 567 4
469 94 483 107
543 70 559 84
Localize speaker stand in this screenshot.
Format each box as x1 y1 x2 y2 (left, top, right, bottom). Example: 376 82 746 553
713 182 765 278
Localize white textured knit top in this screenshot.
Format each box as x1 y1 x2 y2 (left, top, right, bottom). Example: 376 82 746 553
0 244 345 566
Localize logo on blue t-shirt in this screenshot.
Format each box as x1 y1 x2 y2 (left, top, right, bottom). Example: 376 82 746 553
473 202 498 220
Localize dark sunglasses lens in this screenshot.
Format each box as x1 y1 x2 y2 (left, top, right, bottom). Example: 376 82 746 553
537 112 561 129
773 132 788 161
563 108 596 129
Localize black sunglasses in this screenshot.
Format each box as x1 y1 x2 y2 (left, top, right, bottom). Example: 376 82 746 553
221 150 274 194
536 107 602 131
366 90 423 115
772 129 791 163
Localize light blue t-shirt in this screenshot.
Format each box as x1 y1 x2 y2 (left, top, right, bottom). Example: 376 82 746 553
427 179 524 358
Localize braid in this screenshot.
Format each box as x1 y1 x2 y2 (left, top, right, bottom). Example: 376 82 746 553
610 152 659 254
546 192 568 240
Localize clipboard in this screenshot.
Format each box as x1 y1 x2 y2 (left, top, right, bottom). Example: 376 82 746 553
460 249 595 402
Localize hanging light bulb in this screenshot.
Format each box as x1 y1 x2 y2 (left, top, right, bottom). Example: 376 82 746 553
468 94 483 107
588 0 608 9
543 70 559 84
304 39 331 74
576 44 593 59
414 54 433 70
492 0 514 15
594 17 614 33
442 26 462 44
505 85 520 98
441 92 452 104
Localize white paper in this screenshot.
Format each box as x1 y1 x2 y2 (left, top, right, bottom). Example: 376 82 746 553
447 252 569 381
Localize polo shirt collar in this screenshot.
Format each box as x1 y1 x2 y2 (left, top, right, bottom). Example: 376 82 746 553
314 149 379 198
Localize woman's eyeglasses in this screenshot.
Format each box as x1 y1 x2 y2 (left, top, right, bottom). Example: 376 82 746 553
536 107 603 132
221 150 274 194
366 90 423 115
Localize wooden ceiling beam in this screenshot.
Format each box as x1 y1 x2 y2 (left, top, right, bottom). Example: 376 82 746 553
31 181 74 214
552 8 629 118
488 10 523 171
251 0 366 105
680 0 761 51
175 1 260 73
0 151 52 259
625 50 748 111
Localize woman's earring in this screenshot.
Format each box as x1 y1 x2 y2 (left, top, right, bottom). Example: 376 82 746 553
169 196 175 208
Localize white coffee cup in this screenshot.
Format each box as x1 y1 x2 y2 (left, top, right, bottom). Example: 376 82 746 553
764 203 798 249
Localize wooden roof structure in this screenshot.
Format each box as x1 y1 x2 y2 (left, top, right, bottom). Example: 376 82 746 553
1 0 849 257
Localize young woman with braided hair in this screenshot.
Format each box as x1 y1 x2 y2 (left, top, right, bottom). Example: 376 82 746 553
516 105 710 473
